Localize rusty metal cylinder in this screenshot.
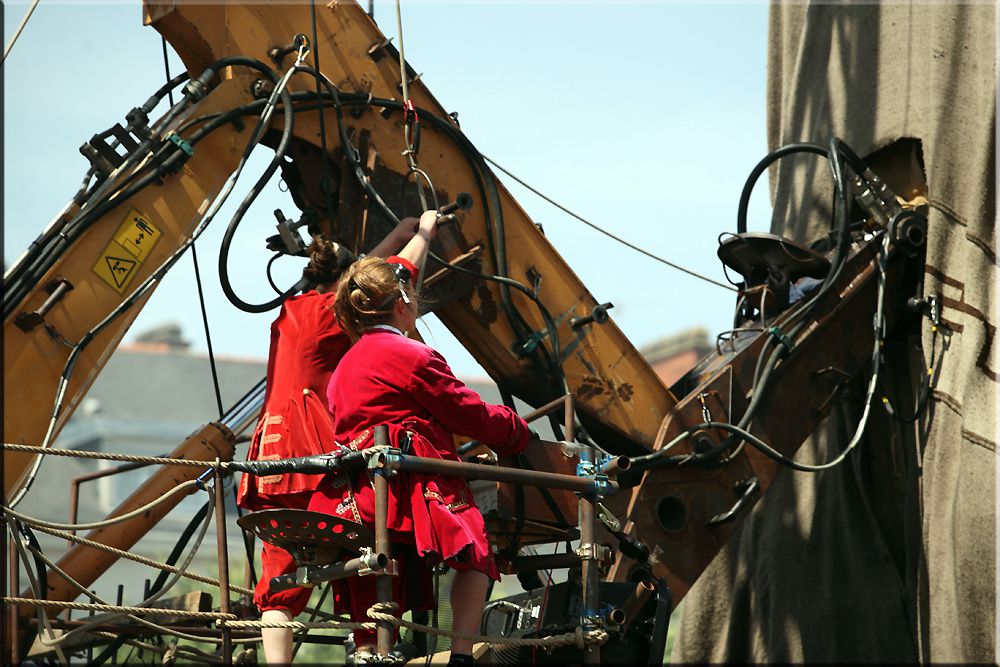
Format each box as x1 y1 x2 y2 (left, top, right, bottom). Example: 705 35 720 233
605 607 626 627
620 578 656 628
600 455 631 477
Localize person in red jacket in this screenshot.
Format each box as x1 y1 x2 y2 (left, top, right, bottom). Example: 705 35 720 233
237 211 438 665
308 256 531 666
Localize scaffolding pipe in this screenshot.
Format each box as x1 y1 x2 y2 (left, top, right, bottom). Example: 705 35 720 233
373 424 393 657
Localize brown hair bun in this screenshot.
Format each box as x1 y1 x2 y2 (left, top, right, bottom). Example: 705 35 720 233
334 257 417 340
303 235 354 286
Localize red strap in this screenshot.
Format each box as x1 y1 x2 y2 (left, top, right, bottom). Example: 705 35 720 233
403 99 417 125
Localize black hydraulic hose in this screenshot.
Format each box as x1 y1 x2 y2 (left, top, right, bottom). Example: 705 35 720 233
4 57 278 318
736 142 828 234
216 64 301 313
628 138 863 471
284 80 561 395
17 522 49 603
141 71 190 115
7 520 50 658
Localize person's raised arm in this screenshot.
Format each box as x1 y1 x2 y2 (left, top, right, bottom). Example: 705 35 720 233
407 347 530 456
394 209 437 269
368 216 419 258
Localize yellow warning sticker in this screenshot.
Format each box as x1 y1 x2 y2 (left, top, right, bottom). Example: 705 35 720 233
93 241 140 293
92 208 162 293
113 208 161 262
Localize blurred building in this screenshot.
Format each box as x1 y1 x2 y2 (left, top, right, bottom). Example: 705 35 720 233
639 326 712 387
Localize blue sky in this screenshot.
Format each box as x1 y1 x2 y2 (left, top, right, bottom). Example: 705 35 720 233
3 1 771 379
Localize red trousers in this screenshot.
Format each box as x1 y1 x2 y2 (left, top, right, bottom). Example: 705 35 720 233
252 492 314 617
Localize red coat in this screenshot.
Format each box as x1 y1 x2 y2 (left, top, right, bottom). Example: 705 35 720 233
308 327 530 628
236 288 348 508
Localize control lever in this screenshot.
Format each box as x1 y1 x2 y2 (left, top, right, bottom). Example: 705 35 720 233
570 302 614 330
436 192 473 226
267 208 309 256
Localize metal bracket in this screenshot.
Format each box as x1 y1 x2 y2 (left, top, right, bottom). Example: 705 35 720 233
372 447 401 476
14 277 74 332
576 543 609 562
595 502 622 533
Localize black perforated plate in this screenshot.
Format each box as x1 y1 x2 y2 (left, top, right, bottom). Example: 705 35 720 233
718 232 830 285
237 509 373 555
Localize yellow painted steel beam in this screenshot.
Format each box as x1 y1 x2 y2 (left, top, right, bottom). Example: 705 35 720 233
149 1 677 452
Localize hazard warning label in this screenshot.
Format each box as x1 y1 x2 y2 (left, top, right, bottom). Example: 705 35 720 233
114 209 161 262
92 208 162 294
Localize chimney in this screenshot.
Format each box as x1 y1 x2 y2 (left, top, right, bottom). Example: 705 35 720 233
133 322 191 351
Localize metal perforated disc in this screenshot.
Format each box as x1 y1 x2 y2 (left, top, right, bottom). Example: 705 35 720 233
718 232 830 284
237 509 373 555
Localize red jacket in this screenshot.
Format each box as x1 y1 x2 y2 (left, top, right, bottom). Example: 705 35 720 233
236 288 347 506
237 255 416 507
309 327 530 578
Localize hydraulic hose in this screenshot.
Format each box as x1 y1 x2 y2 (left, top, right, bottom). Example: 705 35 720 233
216 62 300 313
4 57 280 319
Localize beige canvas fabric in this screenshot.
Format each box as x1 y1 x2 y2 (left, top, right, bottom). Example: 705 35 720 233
674 3 996 663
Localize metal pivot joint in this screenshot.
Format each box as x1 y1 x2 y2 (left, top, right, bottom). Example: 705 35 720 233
570 302 614 330
14 278 74 333
268 33 309 63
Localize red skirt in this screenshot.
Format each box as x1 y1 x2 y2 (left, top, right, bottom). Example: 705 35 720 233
306 424 497 641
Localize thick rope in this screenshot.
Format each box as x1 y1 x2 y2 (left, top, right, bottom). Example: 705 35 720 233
18 521 246 594
20 522 339 621
365 602 607 650
1 442 221 467
221 605 608 651
2 0 41 63
220 619 372 631
3 597 236 619
2 480 199 531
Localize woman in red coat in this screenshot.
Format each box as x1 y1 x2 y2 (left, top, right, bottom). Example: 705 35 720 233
308 256 531 665
237 212 438 665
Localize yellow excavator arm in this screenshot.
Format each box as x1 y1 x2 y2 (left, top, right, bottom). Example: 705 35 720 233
4 3 930 663
3 1 675 499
